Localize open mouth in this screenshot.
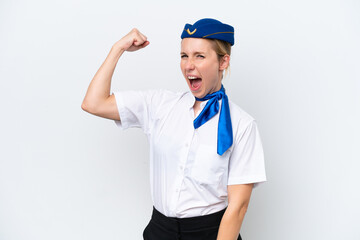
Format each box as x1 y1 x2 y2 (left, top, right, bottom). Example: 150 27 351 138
188 75 202 91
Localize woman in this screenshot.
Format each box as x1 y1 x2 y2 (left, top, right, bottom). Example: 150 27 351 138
81 18 266 240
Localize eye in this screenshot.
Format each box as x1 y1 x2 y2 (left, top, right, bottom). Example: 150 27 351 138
181 54 188 58
197 55 205 58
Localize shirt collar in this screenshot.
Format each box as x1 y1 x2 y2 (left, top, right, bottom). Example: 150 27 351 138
184 91 196 109
183 91 212 110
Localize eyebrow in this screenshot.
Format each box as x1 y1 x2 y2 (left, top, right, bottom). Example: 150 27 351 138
180 51 206 55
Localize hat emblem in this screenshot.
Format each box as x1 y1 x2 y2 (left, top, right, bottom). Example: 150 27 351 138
186 28 197 35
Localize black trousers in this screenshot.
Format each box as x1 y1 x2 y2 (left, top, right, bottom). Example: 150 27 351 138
143 206 242 240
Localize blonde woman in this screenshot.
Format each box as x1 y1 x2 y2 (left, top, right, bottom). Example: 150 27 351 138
81 18 266 240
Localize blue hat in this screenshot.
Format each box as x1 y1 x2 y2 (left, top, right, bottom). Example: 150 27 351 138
181 18 235 46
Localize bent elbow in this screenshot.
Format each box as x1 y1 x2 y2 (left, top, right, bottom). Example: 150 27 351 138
81 101 89 112
81 100 96 113
81 101 86 111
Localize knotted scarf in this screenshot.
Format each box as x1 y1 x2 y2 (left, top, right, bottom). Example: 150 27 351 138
193 85 233 155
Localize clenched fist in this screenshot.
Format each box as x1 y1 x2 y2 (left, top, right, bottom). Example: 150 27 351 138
114 28 150 52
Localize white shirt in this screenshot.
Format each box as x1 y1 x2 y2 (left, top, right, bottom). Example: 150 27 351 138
112 89 266 218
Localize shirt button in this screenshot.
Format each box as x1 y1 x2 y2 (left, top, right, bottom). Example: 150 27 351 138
185 143 189 147
176 188 179 192
180 166 184 170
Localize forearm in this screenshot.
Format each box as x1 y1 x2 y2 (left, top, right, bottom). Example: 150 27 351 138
217 206 247 240
82 43 125 110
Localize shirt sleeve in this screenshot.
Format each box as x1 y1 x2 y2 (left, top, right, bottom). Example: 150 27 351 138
111 89 162 134
227 120 267 188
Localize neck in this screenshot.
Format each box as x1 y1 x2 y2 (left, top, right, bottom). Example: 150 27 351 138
193 84 224 115
196 84 224 100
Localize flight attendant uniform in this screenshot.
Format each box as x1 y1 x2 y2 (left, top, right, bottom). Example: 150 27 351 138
112 89 266 239
112 18 267 240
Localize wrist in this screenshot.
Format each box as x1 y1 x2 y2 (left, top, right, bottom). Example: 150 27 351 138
112 41 127 53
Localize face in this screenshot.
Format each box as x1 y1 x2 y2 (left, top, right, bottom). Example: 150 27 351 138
180 38 227 98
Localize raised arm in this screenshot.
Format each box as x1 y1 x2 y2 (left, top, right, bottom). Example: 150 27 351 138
81 28 149 120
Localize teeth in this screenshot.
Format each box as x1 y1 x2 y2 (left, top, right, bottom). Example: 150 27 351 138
188 76 197 80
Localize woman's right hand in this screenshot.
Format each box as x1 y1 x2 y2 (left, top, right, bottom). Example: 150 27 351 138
114 28 150 52
81 28 149 121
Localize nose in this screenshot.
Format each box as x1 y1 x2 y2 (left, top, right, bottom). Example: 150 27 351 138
185 58 195 71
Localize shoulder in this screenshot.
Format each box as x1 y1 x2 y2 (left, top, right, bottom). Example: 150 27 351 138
228 100 255 126
228 100 259 141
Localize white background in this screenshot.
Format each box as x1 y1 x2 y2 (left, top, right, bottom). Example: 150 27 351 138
1 0 359 239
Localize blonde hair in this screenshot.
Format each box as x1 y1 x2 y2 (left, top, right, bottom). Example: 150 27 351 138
210 39 231 78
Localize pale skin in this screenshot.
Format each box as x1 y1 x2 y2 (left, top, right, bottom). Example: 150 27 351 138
81 28 253 240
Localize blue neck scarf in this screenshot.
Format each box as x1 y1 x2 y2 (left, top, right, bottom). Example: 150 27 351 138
193 85 233 155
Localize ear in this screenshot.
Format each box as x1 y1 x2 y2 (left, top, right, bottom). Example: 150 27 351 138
219 54 230 71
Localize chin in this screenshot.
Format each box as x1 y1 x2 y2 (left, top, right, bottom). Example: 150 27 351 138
191 90 206 99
